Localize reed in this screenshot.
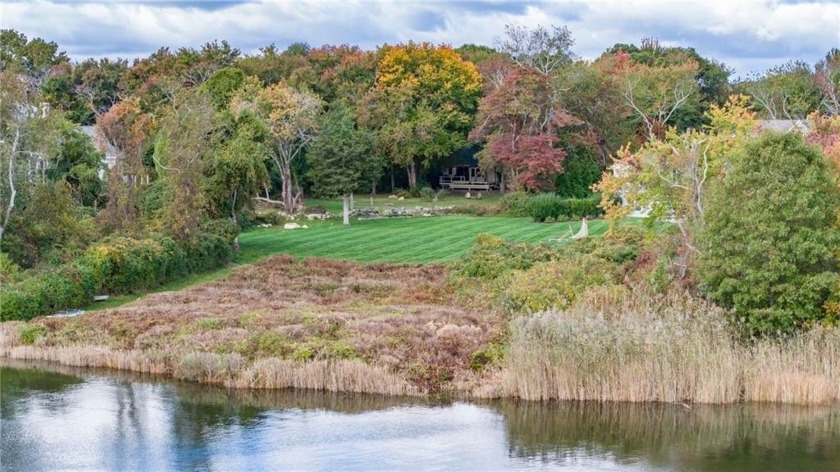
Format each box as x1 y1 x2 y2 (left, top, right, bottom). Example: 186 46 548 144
500 286 840 404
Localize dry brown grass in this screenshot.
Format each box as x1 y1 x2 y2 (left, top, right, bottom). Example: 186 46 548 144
0 255 504 394
499 285 840 404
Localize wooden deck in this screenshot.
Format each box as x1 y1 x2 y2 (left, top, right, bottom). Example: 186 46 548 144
448 181 491 192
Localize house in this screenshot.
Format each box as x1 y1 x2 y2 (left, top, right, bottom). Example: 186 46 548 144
434 146 499 192
80 126 118 178
758 119 811 134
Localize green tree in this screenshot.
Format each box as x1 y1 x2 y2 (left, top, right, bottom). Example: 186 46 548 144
307 102 379 225
741 61 822 119
205 108 269 224
698 132 840 334
368 42 482 190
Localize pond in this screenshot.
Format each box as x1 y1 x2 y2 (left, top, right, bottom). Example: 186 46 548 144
1 360 838 471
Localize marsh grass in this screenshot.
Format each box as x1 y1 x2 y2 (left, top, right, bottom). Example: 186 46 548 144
1 256 503 394
500 286 840 404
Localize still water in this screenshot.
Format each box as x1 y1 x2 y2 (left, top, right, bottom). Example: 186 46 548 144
1 360 838 471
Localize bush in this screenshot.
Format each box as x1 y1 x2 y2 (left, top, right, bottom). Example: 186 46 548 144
527 194 603 222
498 191 530 216
0 219 237 322
502 257 611 313
699 133 840 335
454 234 560 280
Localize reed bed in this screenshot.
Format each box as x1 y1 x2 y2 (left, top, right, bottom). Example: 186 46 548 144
500 286 840 404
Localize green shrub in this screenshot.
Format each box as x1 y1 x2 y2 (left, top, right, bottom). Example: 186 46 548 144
527 194 603 222
699 133 840 335
502 257 610 313
418 186 435 200
19 324 48 345
498 191 530 216
0 219 237 322
454 234 560 280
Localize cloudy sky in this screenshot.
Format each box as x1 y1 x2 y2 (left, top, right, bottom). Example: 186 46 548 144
3 0 839 78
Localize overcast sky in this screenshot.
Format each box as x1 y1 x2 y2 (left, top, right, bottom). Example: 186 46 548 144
3 1 839 78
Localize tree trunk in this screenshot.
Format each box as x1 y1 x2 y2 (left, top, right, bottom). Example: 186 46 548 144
390 167 395 193
342 193 350 226
281 163 294 213
407 160 418 190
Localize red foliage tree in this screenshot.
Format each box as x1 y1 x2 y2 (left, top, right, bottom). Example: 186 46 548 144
470 68 577 191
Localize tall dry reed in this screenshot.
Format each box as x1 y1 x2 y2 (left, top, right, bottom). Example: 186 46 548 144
500 285 840 404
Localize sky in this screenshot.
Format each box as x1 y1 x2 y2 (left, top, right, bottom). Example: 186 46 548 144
2 0 839 78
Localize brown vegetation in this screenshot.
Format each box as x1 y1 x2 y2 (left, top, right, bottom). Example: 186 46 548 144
498 285 840 404
0 255 504 394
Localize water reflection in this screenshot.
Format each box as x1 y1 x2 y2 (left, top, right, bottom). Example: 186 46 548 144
2 360 838 471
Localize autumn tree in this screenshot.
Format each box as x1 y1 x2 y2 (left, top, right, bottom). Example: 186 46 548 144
610 49 701 143
815 49 840 116
96 98 155 230
368 42 482 190
471 68 577 191
595 95 759 275
239 82 321 212
308 101 378 225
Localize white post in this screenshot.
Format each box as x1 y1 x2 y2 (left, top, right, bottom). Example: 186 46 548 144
343 194 350 226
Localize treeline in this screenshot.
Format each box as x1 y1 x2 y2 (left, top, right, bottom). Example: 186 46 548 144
0 27 839 326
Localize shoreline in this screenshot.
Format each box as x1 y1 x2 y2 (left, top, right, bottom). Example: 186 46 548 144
3 345 838 406
2 255 837 406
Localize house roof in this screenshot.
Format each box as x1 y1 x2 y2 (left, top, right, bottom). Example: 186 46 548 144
758 120 810 134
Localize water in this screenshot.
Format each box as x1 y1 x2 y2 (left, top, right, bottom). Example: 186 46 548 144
2 361 838 471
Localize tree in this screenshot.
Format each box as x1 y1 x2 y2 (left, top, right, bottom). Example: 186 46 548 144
308 102 378 225
741 61 821 119
470 68 577 191
595 95 759 276
368 42 482 190
242 82 321 212
96 98 156 231
153 90 217 242
0 71 63 246
611 50 701 142
698 132 840 334
0 29 68 88
815 49 840 116
496 24 575 75
205 103 269 224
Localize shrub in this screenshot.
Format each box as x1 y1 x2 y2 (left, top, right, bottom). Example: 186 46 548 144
454 234 560 280
498 191 529 216
698 133 840 335
0 219 237 322
527 194 603 222
418 186 435 201
502 257 611 313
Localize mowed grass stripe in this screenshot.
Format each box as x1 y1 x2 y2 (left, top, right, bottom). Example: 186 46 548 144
237 216 621 264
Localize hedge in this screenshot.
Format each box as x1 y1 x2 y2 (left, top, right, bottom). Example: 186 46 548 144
527 194 603 222
0 221 236 322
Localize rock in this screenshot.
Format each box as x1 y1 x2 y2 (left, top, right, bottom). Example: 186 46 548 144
465 191 471 199
283 222 302 230
398 196 405 201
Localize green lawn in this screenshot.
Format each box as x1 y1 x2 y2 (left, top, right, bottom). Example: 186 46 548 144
238 215 611 264
84 215 645 312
